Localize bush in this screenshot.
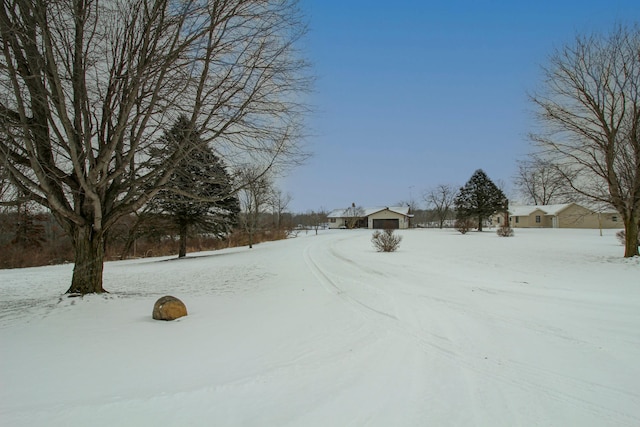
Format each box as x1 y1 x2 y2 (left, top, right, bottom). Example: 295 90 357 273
455 218 474 234
371 228 402 252
497 225 514 237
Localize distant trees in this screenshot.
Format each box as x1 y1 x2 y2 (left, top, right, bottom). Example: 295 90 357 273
530 25 640 257
0 0 310 293
424 184 457 229
514 158 569 205
237 167 273 249
150 116 239 258
454 170 508 232
269 189 293 231
12 200 46 248
308 209 328 235
0 165 14 209
113 212 169 260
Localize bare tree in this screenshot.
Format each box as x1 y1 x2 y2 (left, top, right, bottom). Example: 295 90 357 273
309 208 327 235
0 0 310 293
514 158 570 205
530 25 640 257
269 189 292 231
237 167 272 249
424 184 456 229
344 203 365 229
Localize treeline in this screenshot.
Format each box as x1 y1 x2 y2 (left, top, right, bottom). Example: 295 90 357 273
0 204 456 269
0 205 304 269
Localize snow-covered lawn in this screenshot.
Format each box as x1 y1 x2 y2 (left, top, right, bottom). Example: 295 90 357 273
1 228 639 426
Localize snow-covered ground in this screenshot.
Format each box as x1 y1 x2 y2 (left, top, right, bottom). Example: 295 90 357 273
1 228 639 426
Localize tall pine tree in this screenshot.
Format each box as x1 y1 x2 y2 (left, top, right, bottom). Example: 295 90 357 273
455 169 507 231
152 116 240 258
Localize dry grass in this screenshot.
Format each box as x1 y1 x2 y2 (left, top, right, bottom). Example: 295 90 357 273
1 229 290 268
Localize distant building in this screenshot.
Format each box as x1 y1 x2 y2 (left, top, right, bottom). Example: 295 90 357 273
327 206 412 229
493 203 622 229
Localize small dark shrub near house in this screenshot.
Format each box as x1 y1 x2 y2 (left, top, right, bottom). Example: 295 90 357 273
372 228 402 252
497 225 515 237
455 218 474 234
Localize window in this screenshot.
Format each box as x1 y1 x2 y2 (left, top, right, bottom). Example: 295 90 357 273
612 216 618 222
329 218 336 223
515 217 519 224
535 215 541 223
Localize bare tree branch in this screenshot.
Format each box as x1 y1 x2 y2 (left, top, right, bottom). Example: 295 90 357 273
423 184 456 229
0 0 311 293
530 25 640 256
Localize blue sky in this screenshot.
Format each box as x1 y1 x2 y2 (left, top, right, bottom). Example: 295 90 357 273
281 1 640 213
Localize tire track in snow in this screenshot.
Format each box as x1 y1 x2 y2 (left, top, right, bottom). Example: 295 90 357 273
303 233 640 426
303 242 398 321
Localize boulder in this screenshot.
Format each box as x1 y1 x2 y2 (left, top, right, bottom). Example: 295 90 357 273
152 296 187 321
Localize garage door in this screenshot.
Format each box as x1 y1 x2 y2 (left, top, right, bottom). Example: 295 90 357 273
372 219 399 229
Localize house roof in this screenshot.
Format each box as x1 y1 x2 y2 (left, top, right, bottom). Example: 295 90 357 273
509 202 620 217
509 204 572 217
327 209 343 218
328 206 411 218
365 206 411 216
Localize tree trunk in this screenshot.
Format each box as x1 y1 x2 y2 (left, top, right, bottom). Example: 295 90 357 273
477 217 483 232
623 215 639 257
120 236 135 260
120 220 141 260
178 220 188 258
66 225 106 294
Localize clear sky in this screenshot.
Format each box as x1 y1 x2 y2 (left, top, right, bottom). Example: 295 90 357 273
281 0 640 213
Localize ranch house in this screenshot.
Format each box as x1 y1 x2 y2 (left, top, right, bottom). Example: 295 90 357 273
328 206 412 229
493 203 622 229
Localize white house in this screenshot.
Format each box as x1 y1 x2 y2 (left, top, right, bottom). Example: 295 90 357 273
327 206 412 229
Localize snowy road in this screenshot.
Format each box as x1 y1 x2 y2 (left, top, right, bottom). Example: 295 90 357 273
1 228 639 426
301 231 640 426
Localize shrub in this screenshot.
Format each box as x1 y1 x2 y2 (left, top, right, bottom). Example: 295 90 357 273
455 218 474 234
371 228 402 252
497 225 514 237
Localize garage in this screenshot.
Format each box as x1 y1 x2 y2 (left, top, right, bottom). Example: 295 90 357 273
328 206 411 230
372 219 399 229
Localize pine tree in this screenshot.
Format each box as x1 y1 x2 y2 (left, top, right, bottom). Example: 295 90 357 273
152 116 240 258
454 169 507 232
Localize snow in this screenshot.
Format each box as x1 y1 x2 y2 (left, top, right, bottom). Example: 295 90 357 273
509 204 572 216
327 206 410 218
1 228 639 426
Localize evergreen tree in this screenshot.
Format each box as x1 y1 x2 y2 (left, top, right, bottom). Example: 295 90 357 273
454 169 507 232
152 116 240 258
